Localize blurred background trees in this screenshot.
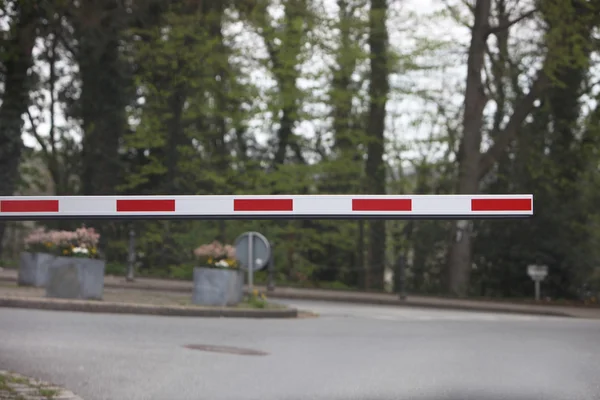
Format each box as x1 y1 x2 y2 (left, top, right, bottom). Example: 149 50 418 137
1 0 600 300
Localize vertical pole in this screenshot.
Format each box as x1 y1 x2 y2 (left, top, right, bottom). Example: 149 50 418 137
248 233 254 292
395 254 406 300
535 279 540 301
126 229 136 282
267 241 275 292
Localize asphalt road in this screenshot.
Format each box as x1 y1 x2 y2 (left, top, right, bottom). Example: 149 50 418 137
1 300 600 400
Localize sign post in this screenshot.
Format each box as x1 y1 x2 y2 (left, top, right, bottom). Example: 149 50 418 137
527 264 548 301
234 231 271 292
126 229 136 282
267 241 275 292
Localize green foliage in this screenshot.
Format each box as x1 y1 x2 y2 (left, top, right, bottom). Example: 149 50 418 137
6 0 600 301
105 263 126 276
168 263 196 280
540 0 599 83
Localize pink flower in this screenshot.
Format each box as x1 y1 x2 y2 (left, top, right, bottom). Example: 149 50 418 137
224 245 236 259
23 226 101 248
195 243 214 257
194 241 236 259
75 226 100 247
24 228 48 245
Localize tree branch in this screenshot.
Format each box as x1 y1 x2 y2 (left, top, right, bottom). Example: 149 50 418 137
486 8 537 35
55 29 77 56
26 108 49 156
441 0 472 30
478 68 550 180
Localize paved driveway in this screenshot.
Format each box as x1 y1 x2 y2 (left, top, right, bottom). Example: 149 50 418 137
1 301 599 400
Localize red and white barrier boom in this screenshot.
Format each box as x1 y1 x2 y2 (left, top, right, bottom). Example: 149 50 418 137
0 195 533 220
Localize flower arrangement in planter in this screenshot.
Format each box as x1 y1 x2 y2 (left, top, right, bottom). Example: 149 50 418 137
18 228 55 287
191 240 244 306
19 226 105 300
193 241 238 269
24 227 100 259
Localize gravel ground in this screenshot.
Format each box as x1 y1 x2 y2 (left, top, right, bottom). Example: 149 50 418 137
0 370 83 400
0 282 282 309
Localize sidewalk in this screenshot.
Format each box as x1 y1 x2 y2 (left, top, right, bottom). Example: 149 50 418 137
2 268 599 319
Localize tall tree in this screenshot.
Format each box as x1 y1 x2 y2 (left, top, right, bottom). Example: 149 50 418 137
447 0 537 296
473 0 600 298
447 0 599 296
364 0 389 289
0 1 41 257
69 0 131 196
240 0 313 167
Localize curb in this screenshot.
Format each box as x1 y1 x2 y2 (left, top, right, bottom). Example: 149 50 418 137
96 280 578 318
1 273 595 319
0 296 298 319
262 291 575 318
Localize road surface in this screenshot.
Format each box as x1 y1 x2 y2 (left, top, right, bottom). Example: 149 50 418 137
1 300 600 400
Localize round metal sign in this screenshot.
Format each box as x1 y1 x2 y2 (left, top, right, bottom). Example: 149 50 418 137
234 231 271 271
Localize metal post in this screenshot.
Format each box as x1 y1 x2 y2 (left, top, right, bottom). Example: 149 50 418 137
535 280 540 301
248 232 254 291
267 241 275 292
126 229 136 282
395 255 406 300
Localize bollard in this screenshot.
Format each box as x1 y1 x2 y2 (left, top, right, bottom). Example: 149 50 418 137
126 229 136 282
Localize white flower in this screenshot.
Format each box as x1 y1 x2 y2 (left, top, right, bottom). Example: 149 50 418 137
73 247 89 254
216 259 229 267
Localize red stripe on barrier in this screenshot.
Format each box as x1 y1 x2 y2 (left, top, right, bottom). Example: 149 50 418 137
116 199 175 212
352 199 412 211
234 199 293 212
471 198 532 211
0 200 59 213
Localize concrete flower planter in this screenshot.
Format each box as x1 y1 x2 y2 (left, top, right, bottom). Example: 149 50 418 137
18 252 55 287
45 256 106 300
192 267 244 307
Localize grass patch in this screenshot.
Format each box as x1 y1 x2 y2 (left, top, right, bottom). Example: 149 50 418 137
0 374 27 400
0 373 61 400
7 376 29 385
237 289 286 309
0 374 9 390
38 387 59 398
0 258 18 269
172 297 286 310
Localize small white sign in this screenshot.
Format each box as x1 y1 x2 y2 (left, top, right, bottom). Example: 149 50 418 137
527 264 548 281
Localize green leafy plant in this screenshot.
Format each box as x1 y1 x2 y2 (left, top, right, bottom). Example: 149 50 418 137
245 289 268 309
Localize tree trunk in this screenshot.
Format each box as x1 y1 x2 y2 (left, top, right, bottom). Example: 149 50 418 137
365 0 389 290
76 1 129 195
0 4 38 257
446 0 491 296
264 0 307 167
72 1 130 261
207 2 229 242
